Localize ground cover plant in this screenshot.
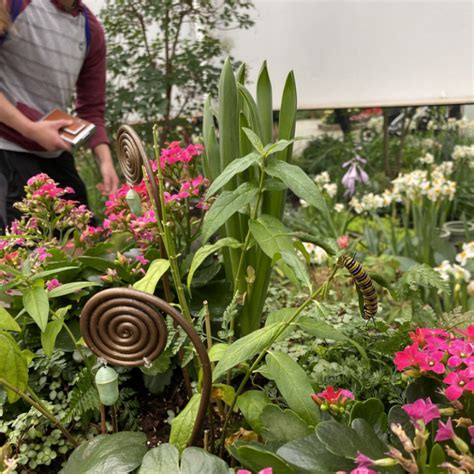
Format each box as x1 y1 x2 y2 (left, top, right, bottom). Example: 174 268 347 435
0 59 473 474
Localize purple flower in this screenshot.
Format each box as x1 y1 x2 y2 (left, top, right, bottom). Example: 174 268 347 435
434 417 455 442
402 398 440 424
341 155 369 197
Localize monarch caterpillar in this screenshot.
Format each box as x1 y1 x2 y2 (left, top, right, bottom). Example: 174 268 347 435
340 255 378 320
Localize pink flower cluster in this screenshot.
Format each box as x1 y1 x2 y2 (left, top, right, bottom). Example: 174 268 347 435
158 141 204 169
394 326 474 400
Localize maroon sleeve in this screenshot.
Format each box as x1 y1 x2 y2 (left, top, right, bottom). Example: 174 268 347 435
75 8 109 149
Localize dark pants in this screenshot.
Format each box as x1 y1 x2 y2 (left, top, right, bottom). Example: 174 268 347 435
0 149 89 232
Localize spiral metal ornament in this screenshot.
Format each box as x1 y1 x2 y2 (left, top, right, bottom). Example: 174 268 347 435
80 288 212 446
81 289 168 367
116 125 161 210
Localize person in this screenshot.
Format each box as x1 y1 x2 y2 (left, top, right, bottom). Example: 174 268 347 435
0 0 119 231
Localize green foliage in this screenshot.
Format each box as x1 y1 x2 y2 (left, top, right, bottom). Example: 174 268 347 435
169 393 201 452
101 0 254 141
132 259 170 294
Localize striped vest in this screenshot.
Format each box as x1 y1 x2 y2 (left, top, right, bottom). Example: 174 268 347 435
0 0 88 156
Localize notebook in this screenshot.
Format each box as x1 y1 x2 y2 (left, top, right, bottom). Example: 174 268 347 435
42 109 96 147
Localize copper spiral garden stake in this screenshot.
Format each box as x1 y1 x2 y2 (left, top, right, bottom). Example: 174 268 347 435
80 288 212 446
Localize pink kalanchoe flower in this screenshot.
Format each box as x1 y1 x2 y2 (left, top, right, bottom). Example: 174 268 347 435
351 469 377 474
409 328 449 346
402 398 441 424
35 247 52 262
355 452 374 469
454 325 474 342
447 340 474 368
469 426 474 445
394 342 419 371
46 279 61 291
443 368 474 401
424 335 449 353
434 417 455 442
314 386 355 404
135 255 149 266
415 350 445 374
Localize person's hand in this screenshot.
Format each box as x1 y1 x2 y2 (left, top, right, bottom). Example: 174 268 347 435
28 120 72 152
97 159 119 196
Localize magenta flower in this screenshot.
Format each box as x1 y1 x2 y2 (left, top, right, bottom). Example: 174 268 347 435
312 386 355 405
46 279 61 291
443 368 474 400
35 247 52 262
424 335 449 352
394 343 419 371
469 426 474 445
447 340 473 368
402 398 440 424
415 350 445 374
351 469 377 474
434 417 455 442
355 452 374 469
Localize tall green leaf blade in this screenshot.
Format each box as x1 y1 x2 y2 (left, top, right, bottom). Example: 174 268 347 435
202 183 258 243
0 332 28 403
238 84 264 140
23 287 49 332
265 351 320 426
206 152 260 197
0 307 21 332
170 393 201 452
257 61 273 145
133 259 170 295
187 238 242 290
203 95 220 181
213 323 285 381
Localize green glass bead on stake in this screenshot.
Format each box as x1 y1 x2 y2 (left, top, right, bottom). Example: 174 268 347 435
95 366 119 406
125 188 143 217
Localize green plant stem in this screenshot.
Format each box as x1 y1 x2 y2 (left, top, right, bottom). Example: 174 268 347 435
0 378 78 447
62 321 94 376
152 126 193 323
219 265 339 456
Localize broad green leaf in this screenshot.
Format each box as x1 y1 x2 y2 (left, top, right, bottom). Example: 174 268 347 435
78 256 115 272
60 432 147 474
213 323 285 381
236 390 271 433
23 286 49 332
208 343 229 363
249 214 294 258
265 308 300 340
187 238 242 290
297 316 368 361
279 249 311 289
170 393 201 452
265 160 330 221
0 306 21 332
265 351 319 426
263 140 294 156
139 443 180 473
206 152 260 197
31 266 79 281
277 434 355 473
48 281 101 298
260 405 313 443
350 398 387 438
180 447 229 474
140 445 229 474
133 259 170 294
315 421 362 458
428 444 446 470
243 127 264 154
202 182 258 243
228 443 294 474
350 419 389 461
0 332 28 403
41 319 64 357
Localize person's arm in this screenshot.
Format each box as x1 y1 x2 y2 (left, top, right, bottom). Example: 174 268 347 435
0 93 72 152
76 11 119 195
